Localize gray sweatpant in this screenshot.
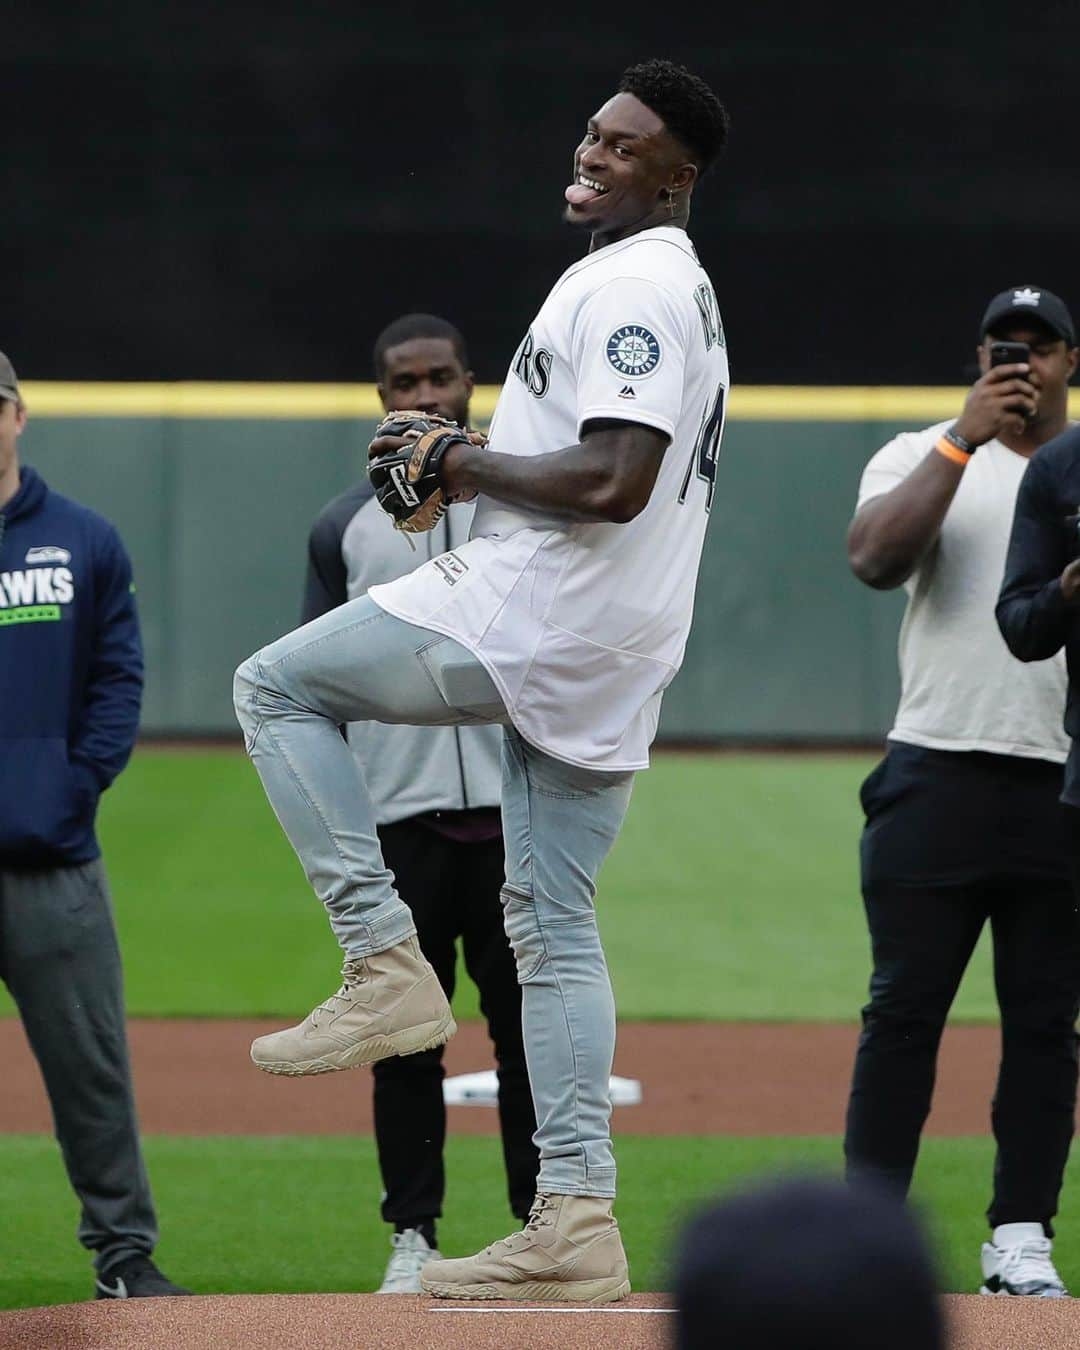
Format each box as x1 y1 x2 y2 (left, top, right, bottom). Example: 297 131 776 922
0 858 158 1274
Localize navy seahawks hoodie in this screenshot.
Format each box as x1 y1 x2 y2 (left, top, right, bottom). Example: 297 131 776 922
0 466 142 865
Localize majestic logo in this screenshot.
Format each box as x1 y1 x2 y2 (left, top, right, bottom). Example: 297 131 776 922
618 385 637 400
25 546 71 565
1013 287 1041 306
433 551 469 586
606 325 661 378
512 329 553 399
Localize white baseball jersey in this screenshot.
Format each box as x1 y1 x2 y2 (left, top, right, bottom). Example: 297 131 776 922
370 225 729 771
857 420 1068 763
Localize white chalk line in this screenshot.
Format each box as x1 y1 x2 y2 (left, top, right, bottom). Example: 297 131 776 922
426 1306 673 1315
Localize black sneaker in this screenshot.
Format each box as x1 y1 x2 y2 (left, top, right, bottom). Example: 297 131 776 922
95 1255 192 1299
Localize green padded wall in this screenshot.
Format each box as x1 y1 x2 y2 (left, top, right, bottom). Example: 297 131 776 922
20 411 908 740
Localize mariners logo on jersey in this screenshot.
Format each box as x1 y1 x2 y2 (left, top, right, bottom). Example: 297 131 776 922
606 324 662 379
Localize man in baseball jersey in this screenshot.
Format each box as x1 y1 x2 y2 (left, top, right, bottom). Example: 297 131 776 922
235 58 729 1302
844 286 1080 1296
303 313 537 1292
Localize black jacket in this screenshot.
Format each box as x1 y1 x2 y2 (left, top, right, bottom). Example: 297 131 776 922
997 425 1080 802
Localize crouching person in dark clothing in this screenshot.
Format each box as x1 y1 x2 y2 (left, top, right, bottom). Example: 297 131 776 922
0 352 189 1300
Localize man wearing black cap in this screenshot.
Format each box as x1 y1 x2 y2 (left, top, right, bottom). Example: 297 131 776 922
844 288 1080 1295
0 353 189 1300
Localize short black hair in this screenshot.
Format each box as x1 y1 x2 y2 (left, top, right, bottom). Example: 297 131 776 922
373 313 469 381
618 59 729 173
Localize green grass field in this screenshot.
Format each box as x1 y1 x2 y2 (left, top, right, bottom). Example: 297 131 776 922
0 748 1022 1311
0 748 999 1021
2 1135 1064 1309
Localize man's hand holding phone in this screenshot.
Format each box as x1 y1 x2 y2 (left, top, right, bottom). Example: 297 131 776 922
953 343 1037 447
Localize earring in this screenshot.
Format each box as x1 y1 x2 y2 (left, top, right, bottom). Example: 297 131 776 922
665 190 677 217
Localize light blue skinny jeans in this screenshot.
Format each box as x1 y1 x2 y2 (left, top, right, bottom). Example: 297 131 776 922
233 594 634 1197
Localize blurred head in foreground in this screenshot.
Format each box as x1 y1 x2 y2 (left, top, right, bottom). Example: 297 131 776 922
673 1176 944 1350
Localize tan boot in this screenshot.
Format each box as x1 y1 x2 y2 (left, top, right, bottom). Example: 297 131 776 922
250 937 455 1075
421 1193 631 1304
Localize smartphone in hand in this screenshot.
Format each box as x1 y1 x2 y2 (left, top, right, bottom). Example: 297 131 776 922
989 340 1034 419
989 340 1031 368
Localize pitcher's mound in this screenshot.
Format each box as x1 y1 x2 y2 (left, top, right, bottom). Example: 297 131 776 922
0 1290 1077 1349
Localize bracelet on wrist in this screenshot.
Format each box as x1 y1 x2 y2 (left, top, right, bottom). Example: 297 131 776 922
934 426 974 466
943 425 975 454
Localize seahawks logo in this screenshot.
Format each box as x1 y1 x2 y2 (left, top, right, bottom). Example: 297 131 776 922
606 325 662 378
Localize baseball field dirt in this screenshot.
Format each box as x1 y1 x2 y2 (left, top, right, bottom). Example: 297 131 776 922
1 1289 1078 1349
3 1017 1077 1348
0 1018 1042 1136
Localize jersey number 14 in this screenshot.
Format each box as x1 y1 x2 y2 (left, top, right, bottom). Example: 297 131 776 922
677 384 726 512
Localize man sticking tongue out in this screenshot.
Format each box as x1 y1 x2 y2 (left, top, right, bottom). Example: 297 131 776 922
565 180 604 206
561 81 702 252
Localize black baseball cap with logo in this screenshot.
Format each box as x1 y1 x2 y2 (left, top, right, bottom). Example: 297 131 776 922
0 352 20 403
980 286 1076 346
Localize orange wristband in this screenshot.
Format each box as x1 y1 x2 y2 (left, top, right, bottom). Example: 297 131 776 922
934 436 972 467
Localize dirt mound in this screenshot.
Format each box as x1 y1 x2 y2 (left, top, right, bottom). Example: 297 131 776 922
0 1292 1075 1350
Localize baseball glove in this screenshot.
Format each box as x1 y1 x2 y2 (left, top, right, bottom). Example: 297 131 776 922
368 411 474 534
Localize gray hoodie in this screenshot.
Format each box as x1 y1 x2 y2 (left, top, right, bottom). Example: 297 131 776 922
303 480 502 825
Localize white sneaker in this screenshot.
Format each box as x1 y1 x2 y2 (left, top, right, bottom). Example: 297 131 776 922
378 1229 443 1294
980 1222 1068 1297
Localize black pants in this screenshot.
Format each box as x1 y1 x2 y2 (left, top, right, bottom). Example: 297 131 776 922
373 818 538 1226
844 745 1080 1234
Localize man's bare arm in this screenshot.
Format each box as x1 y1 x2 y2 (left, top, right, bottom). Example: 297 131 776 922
371 419 670 525
848 363 1036 590
847 452 967 589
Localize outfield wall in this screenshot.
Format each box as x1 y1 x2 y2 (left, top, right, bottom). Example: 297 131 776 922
18 382 1032 740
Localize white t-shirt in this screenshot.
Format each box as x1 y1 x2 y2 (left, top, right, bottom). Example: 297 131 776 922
857 419 1068 762
371 226 729 771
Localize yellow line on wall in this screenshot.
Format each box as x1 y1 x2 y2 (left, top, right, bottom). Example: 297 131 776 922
18 381 1079 422
20 382 394 420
